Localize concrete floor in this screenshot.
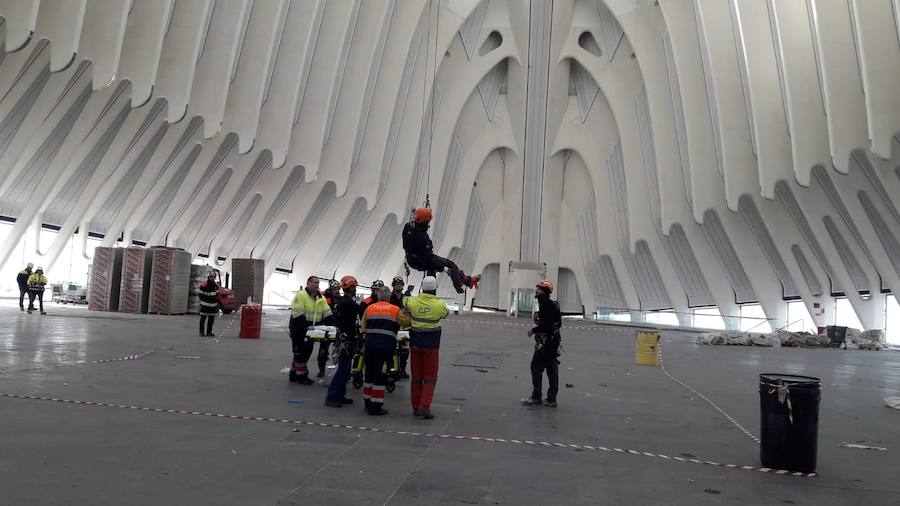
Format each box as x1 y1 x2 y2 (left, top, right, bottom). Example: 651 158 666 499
1 300 899 505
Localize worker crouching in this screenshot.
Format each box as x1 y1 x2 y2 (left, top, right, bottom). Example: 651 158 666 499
360 286 411 415
404 276 450 419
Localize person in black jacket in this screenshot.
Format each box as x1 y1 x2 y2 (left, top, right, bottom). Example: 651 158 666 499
402 207 479 294
326 276 362 407
198 272 220 337
16 263 33 311
522 280 562 408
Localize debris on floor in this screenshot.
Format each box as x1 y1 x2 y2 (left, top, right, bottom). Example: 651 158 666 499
287 400 304 404
177 355 200 360
475 368 488 373
884 397 900 410
841 443 887 451
565 383 574 388
280 367 290 374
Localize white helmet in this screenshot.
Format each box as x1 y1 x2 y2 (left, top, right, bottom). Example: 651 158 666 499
35 266 44 272
421 276 438 292
27 263 33 269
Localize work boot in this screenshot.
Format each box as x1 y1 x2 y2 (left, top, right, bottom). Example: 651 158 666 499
27 309 33 315
199 331 206 337
401 372 410 379
325 399 344 408
316 370 325 378
543 400 557 408
421 409 434 420
207 332 215 338
368 408 389 416
521 397 542 407
413 410 423 417
40 311 47 316
340 398 354 405
19 306 24 312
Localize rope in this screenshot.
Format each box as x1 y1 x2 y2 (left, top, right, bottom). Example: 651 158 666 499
657 341 760 444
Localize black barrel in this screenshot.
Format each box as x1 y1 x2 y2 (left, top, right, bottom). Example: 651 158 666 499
759 373 821 473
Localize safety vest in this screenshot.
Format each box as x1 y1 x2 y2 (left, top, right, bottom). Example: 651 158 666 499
198 281 219 314
403 293 449 348
27 274 48 291
363 301 401 351
291 289 332 324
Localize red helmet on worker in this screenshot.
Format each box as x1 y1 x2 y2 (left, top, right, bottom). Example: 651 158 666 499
414 207 432 224
535 280 554 294
340 275 358 289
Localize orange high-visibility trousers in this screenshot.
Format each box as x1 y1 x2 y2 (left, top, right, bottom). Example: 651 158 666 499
410 347 440 411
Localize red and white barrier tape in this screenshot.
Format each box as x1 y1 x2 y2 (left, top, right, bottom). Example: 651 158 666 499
0 392 814 477
446 318 621 332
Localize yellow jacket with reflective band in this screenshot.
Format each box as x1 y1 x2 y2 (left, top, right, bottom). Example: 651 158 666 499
403 293 449 331
291 288 332 323
27 274 48 290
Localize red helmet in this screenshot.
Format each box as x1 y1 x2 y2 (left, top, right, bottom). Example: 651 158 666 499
340 275 358 289
536 280 554 294
414 207 433 224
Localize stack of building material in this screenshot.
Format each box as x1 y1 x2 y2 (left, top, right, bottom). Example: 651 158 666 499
232 258 265 305
88 247 124 311
187 264 208 314
119 247 153 313
148 248 192 314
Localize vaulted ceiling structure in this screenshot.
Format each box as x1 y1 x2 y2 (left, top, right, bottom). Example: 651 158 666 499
0 0 898 329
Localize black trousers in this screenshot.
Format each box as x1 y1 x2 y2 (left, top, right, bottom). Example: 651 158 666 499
28 291 44 312
316 341 331 373
530 349 559 402
406 253 458 277
199 314 215 335
364 348 394 412
19 287 28 309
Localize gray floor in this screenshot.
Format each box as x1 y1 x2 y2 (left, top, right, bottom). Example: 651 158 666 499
1 301 899 505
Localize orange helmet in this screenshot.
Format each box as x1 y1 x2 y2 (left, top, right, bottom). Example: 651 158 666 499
340 275 358 289
536 280 554 294
413 207 433 224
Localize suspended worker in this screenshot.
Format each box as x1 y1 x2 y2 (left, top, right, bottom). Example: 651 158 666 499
522 280 562 408
198 271 220 337
360 286 411 415
404 276 450 419
389 276 413 379
16 263 33 311
26 267 48 315
325 275 361 408
402 207 479 294
289 276 334 385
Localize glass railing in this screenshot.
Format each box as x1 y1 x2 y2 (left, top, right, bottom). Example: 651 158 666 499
592 307 775 333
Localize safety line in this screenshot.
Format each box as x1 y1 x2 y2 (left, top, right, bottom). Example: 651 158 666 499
0 392 812 477
657 342 761 444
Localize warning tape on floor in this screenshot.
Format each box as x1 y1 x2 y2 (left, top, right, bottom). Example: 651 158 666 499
0 392 813 477
446 318 624 332
657 342 761 444
83 349 156 365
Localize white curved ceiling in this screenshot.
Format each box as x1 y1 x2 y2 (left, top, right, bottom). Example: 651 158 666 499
0 0 898 329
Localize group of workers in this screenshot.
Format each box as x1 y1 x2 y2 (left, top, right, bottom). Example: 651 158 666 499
290 274 450 418
287 273 564 415
15 263 49 315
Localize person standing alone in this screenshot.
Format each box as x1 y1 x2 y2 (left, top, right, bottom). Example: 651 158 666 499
16 263 33 311
198 272 220 337
522 280 562 408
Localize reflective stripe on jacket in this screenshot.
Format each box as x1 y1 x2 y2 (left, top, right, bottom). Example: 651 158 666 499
361 301 410 350
403 293 449 348
198 281 219 314
291 289 332 324
27 274 48 291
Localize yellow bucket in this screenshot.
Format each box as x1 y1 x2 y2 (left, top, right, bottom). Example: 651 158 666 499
635 331 660 366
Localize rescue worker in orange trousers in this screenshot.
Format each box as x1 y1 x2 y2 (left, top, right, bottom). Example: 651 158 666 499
403 276 450 419
360 286 411 415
